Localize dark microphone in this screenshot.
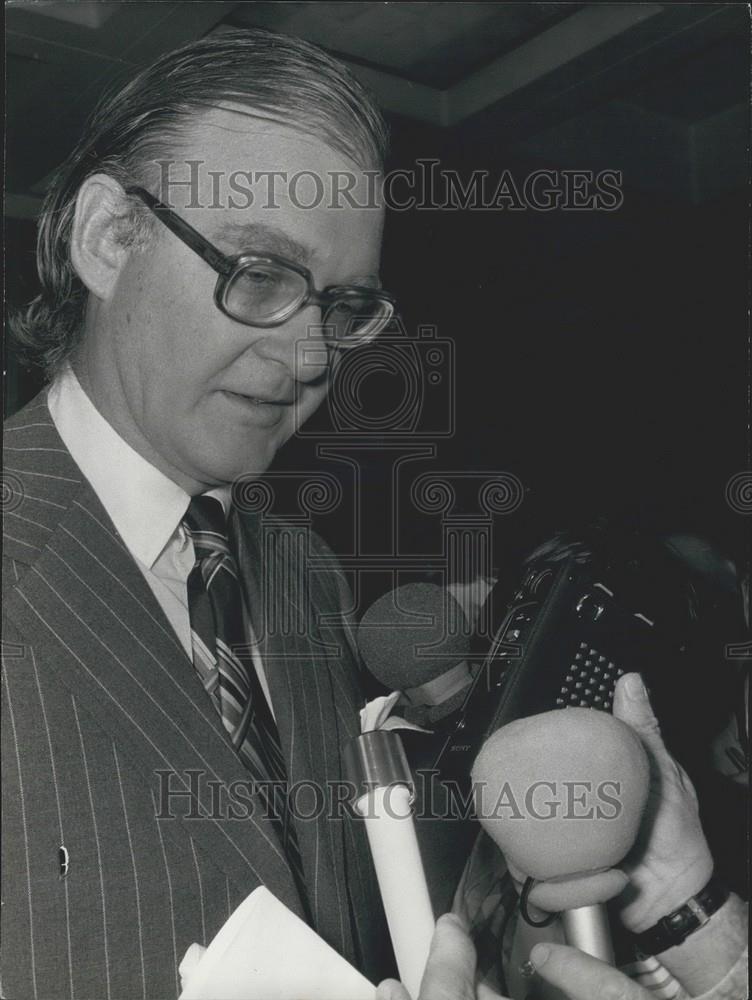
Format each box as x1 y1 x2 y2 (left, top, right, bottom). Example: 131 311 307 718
357 584 475 723
471 708 650 961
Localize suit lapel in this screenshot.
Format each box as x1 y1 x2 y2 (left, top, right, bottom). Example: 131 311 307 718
5 406 304 917
233 512 360 959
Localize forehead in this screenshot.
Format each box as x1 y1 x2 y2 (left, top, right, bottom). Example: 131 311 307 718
157 105 384 264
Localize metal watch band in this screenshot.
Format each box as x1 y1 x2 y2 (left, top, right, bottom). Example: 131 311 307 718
632 873 730 956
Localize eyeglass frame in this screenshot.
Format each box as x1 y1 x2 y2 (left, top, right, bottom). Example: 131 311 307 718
124 185 396 345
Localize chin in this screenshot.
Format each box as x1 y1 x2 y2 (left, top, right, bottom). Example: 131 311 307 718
223 447 279 485
178 413 294 487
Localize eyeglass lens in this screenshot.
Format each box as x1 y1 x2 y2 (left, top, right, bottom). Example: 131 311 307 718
222 261 391 343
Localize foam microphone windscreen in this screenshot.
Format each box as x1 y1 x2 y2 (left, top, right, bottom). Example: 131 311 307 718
472 709 649 887
357 584 470 690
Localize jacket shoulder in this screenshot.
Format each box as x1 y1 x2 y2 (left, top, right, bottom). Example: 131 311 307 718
3 389 84 567
4 387 52 432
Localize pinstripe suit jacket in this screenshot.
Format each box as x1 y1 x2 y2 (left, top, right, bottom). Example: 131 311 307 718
2 392 390 999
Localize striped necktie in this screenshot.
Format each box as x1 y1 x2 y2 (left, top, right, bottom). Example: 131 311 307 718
183 495 308 907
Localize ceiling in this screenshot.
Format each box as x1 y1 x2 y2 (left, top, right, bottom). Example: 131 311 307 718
5 1 749 216
224 2 580 88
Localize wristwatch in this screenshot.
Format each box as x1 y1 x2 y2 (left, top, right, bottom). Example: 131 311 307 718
632 873 730 956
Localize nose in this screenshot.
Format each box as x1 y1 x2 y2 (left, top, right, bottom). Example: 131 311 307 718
253 304 332 384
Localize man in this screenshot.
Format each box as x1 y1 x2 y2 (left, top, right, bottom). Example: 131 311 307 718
3 27 746 1000
3 29 393 998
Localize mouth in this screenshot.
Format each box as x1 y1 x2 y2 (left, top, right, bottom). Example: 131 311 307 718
221 389 294 405
219 389 292 424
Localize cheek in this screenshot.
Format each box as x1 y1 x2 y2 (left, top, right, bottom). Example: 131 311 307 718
127 248 217 343
119 276 224 388
295 380 331 428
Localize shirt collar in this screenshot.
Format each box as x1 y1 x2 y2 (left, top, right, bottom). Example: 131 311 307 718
48 365 229 569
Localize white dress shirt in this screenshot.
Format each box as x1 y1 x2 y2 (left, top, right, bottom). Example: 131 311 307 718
47 364 274 711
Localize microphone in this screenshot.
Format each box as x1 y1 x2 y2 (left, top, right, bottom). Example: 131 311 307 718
343 730 434 1000
357 583 474 724
471 708 650 962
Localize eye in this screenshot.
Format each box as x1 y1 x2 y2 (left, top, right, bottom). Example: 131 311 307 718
329 300 355 316
240 267 279 287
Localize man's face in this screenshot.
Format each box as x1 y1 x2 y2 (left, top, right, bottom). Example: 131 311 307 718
79 107 384 492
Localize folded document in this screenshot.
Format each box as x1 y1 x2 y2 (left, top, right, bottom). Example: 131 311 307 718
179 885 375 999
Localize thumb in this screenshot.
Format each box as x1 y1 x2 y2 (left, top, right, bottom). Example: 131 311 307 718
375 980 410 1000
531 943 649 1000
612 673 666 759
418 914 477 1000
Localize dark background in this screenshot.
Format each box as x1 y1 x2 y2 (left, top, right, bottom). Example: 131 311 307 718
6 2 750 576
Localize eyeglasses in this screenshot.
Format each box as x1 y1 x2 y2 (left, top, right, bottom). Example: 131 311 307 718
125 186 395 348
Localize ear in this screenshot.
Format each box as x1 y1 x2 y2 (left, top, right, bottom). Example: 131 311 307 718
70 174 138 300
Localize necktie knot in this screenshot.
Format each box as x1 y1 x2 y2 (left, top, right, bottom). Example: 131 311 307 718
184 495 231 561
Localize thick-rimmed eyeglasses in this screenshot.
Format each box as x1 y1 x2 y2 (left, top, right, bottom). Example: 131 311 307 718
125 186 396 348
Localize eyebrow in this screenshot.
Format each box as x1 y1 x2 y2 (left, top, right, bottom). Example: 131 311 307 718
213 220 314 266
213 220 381 287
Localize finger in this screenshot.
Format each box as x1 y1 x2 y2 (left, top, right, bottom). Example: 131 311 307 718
477 984 505 1000
614 674 702 805
531 943 648 1000
612 673 667 758
527 869 628 911
418 913 477 1000
375 979 411 1000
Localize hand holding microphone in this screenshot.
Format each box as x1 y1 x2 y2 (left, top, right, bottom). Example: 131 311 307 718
467 681 744 996
364 675 742 999
609 675 747 999
611 672 714 932
471 707 651 961
375 688 745 1000
375 915 660 1000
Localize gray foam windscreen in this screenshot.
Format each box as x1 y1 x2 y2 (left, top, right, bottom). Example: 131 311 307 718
357 583 471 690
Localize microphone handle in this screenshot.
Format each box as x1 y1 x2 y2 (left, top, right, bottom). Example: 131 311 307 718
355 783 435 999
562 905 615 964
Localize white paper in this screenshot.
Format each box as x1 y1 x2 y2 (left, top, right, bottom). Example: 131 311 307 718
178 885 375 1000
359 692 432 733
